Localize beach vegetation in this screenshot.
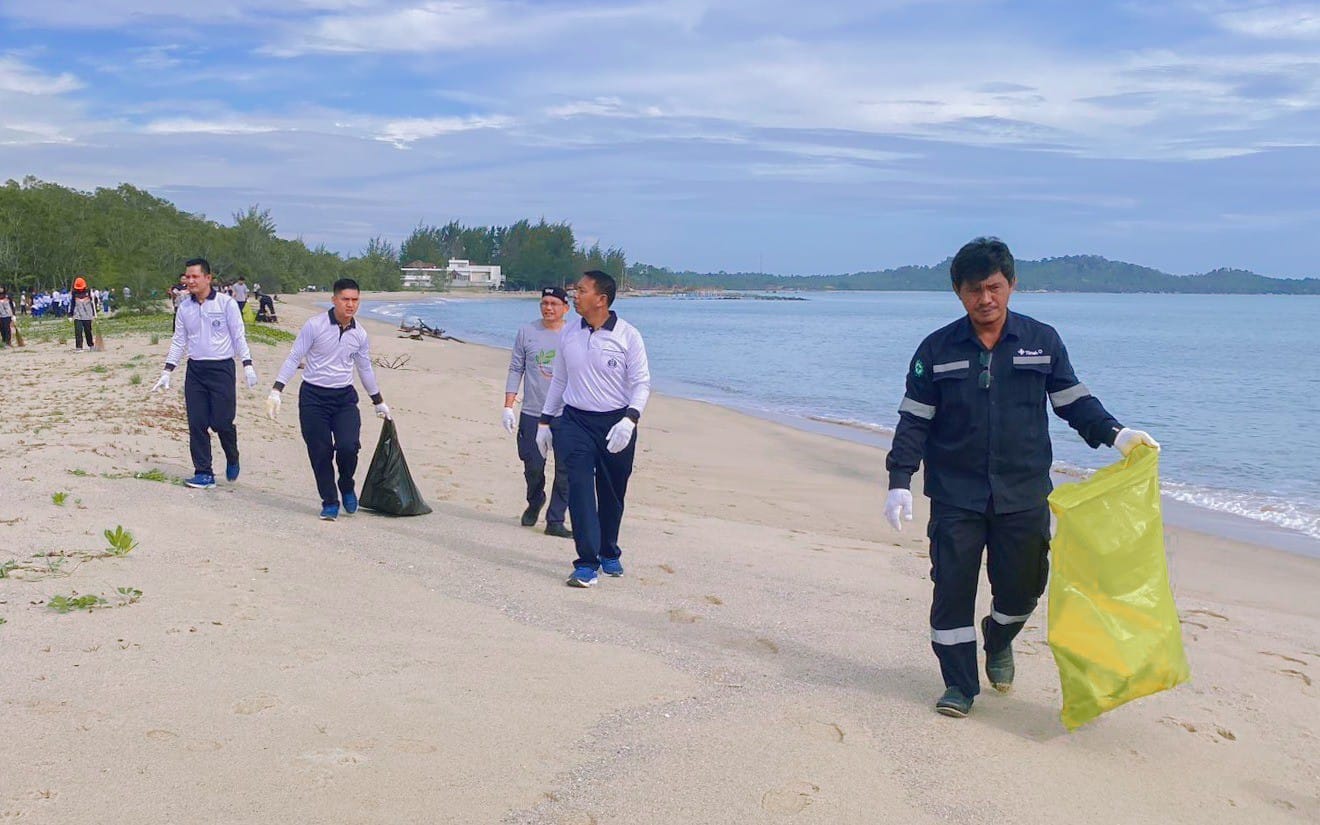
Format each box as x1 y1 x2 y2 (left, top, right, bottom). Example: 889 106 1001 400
47 593 107 613
103 526 138 556
130 373 142 385
116 586 143 605
51 491 68 506
0 560 17 578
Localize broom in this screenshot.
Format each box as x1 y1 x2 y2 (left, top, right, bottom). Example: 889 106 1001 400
12 323 24 347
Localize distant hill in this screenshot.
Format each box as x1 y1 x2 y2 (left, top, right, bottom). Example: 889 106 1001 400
628 255 1320 294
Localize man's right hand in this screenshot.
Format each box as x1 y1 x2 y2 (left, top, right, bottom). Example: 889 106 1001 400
535 424 553 459
885 488 914 531
150 371 171 392
265 390 282 420
502 407 517 434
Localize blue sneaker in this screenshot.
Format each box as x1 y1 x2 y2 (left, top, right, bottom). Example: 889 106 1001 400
320 504 339 521
601 558 624 577
342 492 358 514
225 462 240 482
566 567 598 588
184 473 216 489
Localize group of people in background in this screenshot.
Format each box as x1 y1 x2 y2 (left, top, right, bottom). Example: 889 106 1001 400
0 277 106 350
0 283 115 319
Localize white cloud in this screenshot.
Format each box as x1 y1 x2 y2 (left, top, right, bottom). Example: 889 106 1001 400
372 114 513 147
142 117 283 135
1210 2 1320 38
0 56 83 94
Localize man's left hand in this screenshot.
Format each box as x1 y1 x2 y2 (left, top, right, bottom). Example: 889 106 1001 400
374 403 391 420
605 418 636 453
243 365 258 389
1115 428 1160 456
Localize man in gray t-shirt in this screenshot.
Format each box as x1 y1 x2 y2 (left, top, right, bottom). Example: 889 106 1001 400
503 287 572 536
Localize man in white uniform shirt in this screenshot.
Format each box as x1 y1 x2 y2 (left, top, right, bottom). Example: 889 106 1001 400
151 258 258 489
536 270 651 587
265 278 390 521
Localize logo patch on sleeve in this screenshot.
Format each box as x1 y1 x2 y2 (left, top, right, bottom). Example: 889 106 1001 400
914 359 925 378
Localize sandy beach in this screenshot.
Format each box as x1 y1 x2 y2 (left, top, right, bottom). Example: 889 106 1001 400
1 293 1317 824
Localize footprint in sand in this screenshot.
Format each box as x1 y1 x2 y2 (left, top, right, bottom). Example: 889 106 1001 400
1185 609 1229 621
800 720 845 743
145 729 179 742
704 595 724 606
1260 651 1307 666
1161 717 1237 743
233 695 278 715
658 563 675 574
761 781 820 814
185 740 223 752
300 747 368 766
1278 669 1313 687
668 609 700 624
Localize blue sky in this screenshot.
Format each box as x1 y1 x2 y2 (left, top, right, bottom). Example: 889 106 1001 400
2 0 1319 276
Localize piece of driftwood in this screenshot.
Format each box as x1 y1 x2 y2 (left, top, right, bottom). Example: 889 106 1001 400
397 318 466 343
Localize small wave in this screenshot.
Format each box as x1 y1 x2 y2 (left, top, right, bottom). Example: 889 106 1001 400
807 415 896 437
1162 481 1320 540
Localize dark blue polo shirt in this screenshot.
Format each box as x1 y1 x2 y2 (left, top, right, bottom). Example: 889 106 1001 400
886 311 1122 514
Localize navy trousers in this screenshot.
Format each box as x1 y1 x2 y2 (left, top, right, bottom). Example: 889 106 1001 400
927 499 1050 697
299 383 361 507
184 359 238 476
517 413 569 525
554 405 636 571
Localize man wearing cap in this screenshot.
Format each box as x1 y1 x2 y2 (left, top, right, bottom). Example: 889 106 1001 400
265 277 390 521
503 286 573 538
536 271 651 588
151 258 259 489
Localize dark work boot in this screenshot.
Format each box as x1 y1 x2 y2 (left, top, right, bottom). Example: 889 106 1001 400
982 616 1016 693
935 687 974 718
520 500 544 527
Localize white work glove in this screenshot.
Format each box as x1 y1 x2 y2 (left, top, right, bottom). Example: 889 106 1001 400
1114 427 1160 456
605 418 636 453
265 390 281 420
502 407 517 434
151 370 171 392
374 402 391 420
535 424 553 459
885 488 914 531
243 364 258 389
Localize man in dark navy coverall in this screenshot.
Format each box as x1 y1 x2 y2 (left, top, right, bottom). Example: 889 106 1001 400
884 237 1160 718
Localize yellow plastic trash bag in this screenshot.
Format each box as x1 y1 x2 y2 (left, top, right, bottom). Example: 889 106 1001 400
1046 445 1189 731
242 301 257 324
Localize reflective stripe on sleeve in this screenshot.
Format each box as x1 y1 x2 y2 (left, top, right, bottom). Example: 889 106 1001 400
1013 355 1051 366
930 626 978 645
899 396 936 420
990 608 1034 625
1049 382 1091 408
933 360 970 374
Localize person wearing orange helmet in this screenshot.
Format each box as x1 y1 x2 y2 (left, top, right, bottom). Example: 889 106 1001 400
71 276 97 352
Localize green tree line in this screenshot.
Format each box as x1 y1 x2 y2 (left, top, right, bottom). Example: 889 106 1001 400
0 177 626 296
627 255 1320 294
399 218 625 290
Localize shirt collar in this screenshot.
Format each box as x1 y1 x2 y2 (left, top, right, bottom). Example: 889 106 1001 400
580 310 618 331
328 307 356 331
190 287 217 304
955 310 1022 345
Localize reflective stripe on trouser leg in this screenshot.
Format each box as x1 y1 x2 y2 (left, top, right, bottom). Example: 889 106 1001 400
983 503 1051 654
928 501 989 697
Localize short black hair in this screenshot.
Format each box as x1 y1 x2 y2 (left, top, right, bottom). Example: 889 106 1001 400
333 278 360 294
582 270 617 306
950 237 1014 290
184 257 212 275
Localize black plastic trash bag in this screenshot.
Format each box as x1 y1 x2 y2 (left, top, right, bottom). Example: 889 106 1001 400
360 419 432 516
